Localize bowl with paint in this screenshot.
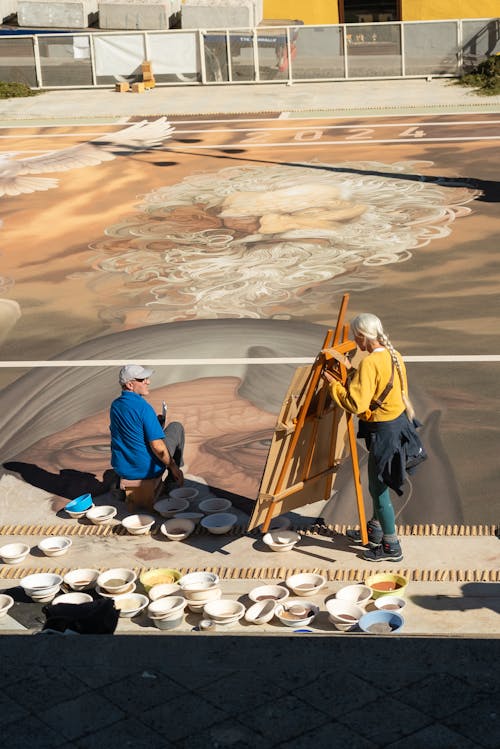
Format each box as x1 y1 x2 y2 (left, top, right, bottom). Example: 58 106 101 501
121 513 155 535
160 517 195 541
374 595 406 613
198 497 232 514
86 505 117 524
113 593 149 618
38 536 72 557
63 568 100 591
97 568 137 594
274 600 319 628
64 493 93 518
286 573 326 597
140 568 182 593
325 599 365 631
248 584 289 604
358 609 405 634
335 584 372 607
365 573 408 600
153 497 189 518
0 542 30 564
203 599 245 625
0 594 14 618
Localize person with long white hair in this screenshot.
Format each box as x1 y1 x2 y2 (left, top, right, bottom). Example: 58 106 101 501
324 313 426 562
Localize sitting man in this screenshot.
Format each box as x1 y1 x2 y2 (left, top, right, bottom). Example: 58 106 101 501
110 364 184 504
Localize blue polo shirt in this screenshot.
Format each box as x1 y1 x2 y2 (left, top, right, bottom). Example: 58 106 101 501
110 391 166 479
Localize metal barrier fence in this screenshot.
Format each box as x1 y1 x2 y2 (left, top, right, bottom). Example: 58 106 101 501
0 17 498 88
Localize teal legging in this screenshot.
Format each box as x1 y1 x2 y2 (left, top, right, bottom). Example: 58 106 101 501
367 452 396 536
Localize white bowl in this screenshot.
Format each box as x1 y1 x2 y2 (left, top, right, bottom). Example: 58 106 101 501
148 583 180 602
245 599 276 625
96 582 136 598
262 530 300 552
200 512 238 535
160 518 195 541
97 568 137 594
184 587 222 605
203 599 245 625
374 596 407 612
275 600 319 628
248 585 289 604
30 589 60 603
286 573 326 597
114 593 149 618
153 497 189 518
198 497 232 514
63 568 100 591
174 512 204 525
326 599 365 631
148 595 186 620
52 592 93 605
20 573 63 598
121 514 155 535
38 537 72 557
0 543 30 564
178 571 219 589
0 594 14 617
86 505 117 524
168 487 199 503
336 584 372 607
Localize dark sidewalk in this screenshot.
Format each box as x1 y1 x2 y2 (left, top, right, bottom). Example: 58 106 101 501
2 634 499 748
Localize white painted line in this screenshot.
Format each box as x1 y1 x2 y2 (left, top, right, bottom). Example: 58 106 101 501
168 136 500 149
0 355 499 368
167 120 500 134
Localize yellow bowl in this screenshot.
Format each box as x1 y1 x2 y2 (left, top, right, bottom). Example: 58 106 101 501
365 573 408 600
140 568 181 593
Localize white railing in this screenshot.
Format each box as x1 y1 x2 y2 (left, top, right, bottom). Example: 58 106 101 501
0 17 498 89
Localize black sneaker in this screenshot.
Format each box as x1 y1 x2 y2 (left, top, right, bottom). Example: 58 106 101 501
363 541 403 563
346 523 383 546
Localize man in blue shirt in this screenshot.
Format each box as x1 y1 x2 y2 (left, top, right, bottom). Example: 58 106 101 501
110 364 184 487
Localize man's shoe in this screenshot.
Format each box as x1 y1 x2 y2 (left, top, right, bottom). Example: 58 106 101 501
363 541 403 563
346 522 383 546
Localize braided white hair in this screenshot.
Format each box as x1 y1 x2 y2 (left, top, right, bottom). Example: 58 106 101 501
350 313 415 420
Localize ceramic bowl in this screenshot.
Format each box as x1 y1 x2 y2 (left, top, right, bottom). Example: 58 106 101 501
113 592 149 618
184 587 222 605
248 585 289 604
174 512 204 525
64 493 93 518
365 573 408 600
325 599 365 631
275 600 319 628
198 497 232 514
96 582 136 598
0 594 14 617
86 505 117 524
20 572 63 600
374 595 407 612
38 536 72 557
153 497 189 518
286 573 326 597
0 542 30 564
178 571 219 590
148 595 186 620
148 582 180 602
203 599 245 625
121 514 155 535
152 614 184 630
245 599 276 625
200 512 238 535
262 530 301 552
168 487 200 503
97 568 137 594
160 517 195 541
63 568 100 591
358 609 405 634
52 592 93 605
140 568 181 593
335 584 372 607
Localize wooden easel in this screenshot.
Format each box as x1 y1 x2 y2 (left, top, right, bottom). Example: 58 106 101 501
247 293 368 544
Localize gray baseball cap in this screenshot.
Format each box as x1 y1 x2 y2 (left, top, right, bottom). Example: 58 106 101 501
119 364 154 385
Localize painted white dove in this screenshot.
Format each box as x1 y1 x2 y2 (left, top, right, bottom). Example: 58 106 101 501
0 117 175 197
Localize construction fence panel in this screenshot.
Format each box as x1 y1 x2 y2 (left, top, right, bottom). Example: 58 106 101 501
404 21 460 76
461 18 500 70
346 23 402 78
0 35 37 86
38 34 93 86
291 25 345 80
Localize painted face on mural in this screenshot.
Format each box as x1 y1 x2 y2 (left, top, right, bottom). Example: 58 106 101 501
86 160 478 323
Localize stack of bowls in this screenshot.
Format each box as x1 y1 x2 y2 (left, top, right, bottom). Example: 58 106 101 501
38 537 72 557
335 584 372 608
148 595 186 630
96 568 137 597
20 573 63 603
0 543 30 564
64 493 93 518
326 599 365 631
203 599 246 626
148 582 180 602
178 571 221 613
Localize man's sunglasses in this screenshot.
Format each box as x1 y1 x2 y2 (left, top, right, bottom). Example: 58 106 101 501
134 377 148 382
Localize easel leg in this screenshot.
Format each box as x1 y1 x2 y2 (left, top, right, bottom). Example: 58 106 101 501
346 414 368 545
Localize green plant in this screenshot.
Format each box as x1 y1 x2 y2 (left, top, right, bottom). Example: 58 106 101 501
459 54 500 96
0 81 39 99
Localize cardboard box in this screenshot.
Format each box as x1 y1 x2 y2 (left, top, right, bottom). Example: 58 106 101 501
115 81 130 92
132 82 145 93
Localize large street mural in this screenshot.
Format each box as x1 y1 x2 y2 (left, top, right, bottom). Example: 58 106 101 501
0 116 498 524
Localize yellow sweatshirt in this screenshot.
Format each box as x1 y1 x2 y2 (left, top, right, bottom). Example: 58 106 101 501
329 348 407 422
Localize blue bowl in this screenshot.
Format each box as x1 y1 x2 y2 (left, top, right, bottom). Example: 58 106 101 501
65 493 93 513
358 609 404 634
